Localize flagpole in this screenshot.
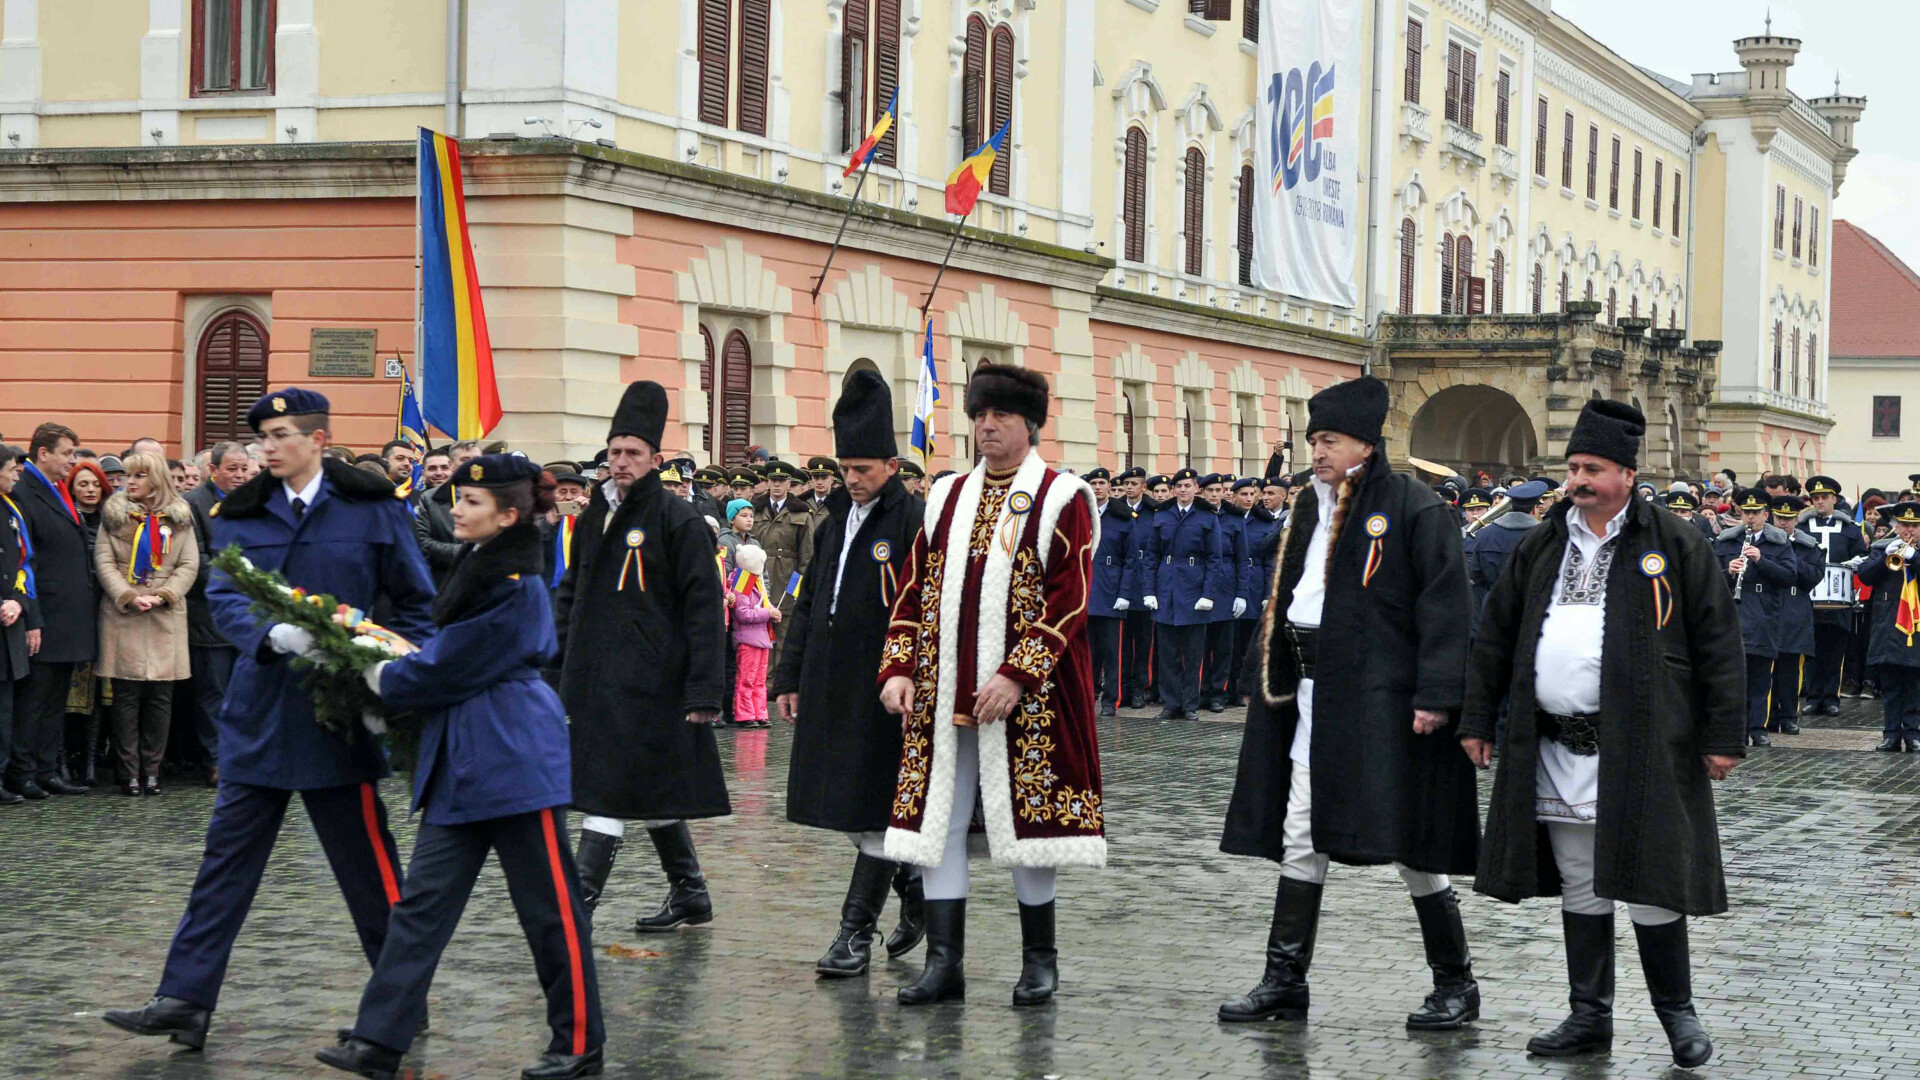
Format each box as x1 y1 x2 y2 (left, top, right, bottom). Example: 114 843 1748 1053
811 152 879 301
920 207 973 320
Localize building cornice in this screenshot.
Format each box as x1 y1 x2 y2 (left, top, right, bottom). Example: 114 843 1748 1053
1530 43 1696 160
1092 286 1371 362
1703 400 1835 436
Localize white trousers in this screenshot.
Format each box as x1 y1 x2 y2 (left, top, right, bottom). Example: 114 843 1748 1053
845 831 889 859
1279 761 1450 897
1546 821 1680 925
921 725 1058 906
581 816 681 837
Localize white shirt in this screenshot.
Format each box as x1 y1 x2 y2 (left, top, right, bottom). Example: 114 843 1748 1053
768 498 787 516
599 478 624 533
1285 474 1340 767
282 469 323 513
1533 501 1627 824
831 497 877 616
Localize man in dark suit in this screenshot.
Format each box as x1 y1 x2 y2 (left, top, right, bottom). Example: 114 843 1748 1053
1 444 44 805
181 441 253 786
7 423 94 798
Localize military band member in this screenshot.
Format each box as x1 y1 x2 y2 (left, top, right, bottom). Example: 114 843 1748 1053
1798 476 1868 716
1116 466 1155 708
1218 376 1481 1030
896 458 927 497
1467 480 1549 633
1084 467 1141 717
1857 501 1920 752
1767 496 1824 735
1712 489 1796 747
1202 474 1252 712
1459 487 1494 529
1234 477 1279 707
1144 468 1231 721
1665 488 1718 543
1463 399 1744 1069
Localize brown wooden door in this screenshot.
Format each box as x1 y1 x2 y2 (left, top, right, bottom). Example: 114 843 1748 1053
197 310 269 448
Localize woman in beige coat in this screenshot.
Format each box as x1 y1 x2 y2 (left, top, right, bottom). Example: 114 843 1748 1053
94 452 199 796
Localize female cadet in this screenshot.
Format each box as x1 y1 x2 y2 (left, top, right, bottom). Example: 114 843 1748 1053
319 454 604 1080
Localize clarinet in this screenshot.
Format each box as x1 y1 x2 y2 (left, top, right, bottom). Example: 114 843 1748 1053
1732 530 1754 601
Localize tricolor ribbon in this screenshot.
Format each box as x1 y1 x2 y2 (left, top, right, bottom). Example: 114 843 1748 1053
2 493 33 597
1641 551 1674 629
1896 564 1919 647
551 514 575 588
880 562 898 611
617 527 646 592
126 512 171 585
1360 513 1389 587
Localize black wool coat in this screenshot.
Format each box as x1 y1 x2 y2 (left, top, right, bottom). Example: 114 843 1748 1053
553 469 731 821
774 477 925 832
183 480 232 650
1462 496 1747 916
1220 444 1479 875
1 498 40 681
13 466 96 665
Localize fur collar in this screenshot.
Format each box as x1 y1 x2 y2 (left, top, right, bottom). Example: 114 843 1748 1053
215 457 402 520
100 491 193 534
431 520 545 626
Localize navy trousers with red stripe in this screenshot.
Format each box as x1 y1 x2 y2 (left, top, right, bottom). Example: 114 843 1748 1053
159 781 405 1009
352 807 603 1058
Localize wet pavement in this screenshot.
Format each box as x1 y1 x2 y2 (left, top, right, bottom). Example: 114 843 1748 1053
3 701 1917 1079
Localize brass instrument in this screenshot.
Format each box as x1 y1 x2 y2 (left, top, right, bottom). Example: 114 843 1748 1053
1462 496 1513 537
1889 540 1916 572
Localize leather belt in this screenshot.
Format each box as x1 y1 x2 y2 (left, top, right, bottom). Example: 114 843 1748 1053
1537 710 1600 756
1284 623 1319 682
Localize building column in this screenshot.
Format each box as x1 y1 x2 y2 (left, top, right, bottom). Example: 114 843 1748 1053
1051 286 1099 468
275 0 320 142
141 0 184 146
0 0 42 148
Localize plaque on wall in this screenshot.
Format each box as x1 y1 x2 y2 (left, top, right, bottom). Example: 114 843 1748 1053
308 328 379 377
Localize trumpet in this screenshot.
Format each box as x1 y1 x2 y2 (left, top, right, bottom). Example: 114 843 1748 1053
1462 496 1513 537
1889 540 1917 572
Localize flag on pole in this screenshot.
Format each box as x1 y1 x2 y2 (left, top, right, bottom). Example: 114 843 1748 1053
910 319 940 465
418 128 502 441
393 360 428 502
945 120 1009 216
843 89 897 178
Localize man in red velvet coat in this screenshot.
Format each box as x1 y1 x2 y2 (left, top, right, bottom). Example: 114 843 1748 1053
879 363 1104 1010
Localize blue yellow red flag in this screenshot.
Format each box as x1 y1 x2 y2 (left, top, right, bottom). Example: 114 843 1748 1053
843 89 897 178
945 120 1009 216
418 129 502 441
911 319 939 465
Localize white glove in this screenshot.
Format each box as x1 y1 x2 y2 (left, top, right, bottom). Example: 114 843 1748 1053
1195 598 1214 613
1143 595 1159 611
362 661 390 695
267 623 316 657
1232 598 1247 619
1113 598 1130 612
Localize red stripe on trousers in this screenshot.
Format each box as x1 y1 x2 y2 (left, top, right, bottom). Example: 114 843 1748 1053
359 783 402 906
540 808 589 1057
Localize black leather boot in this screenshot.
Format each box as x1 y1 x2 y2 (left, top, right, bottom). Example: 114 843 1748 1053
1011 900 1058 1006
633 823 712 933
1526 912 1615 1056
574 829 622 915
102 995 212 1050
315 1036 403 1080
897 899 966 1005
884 863 926 959
1406 887 1480 1029
1634 918 1713 1068
522 1044 605 1079
1218 877 1322 1022
817 853 895 977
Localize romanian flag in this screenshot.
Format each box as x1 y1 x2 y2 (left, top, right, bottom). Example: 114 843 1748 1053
1312 68 1337 141
945 119 1010 216
1898 566 1920 646
730 568 772 608
552 514 576 589
843 90 897 178
418 129 502 441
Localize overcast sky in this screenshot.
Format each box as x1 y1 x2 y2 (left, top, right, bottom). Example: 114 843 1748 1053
1552 0 1920 268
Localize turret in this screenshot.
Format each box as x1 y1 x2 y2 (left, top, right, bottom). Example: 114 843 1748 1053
1808 84 1866 191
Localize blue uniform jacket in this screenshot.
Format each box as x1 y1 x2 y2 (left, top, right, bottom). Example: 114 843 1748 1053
1858 539 1920 669
1145 501 1233 627
1773 531 1823 657
1467 512 1539 634
377 523 571 826
206 460 435 790
1089 498 1142 619
1212 506 1251 622
1241 507 1282 616
1711 524 1796 658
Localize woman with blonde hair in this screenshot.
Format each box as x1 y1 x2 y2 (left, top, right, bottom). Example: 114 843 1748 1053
93 451 199 796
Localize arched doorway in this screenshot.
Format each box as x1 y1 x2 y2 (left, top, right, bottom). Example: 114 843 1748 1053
1408 385 1539 478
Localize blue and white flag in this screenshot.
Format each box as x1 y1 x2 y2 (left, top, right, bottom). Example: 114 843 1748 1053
910 319 941 466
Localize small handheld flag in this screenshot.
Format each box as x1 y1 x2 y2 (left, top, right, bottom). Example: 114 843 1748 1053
945 120 1010 216
418 128 502 441
911 319 940 465
843 89 897 178
784 571 804 604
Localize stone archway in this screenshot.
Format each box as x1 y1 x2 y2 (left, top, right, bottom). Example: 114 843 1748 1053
1408 384 1540 478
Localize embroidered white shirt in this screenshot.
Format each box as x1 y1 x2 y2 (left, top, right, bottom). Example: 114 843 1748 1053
1534 502 1628 823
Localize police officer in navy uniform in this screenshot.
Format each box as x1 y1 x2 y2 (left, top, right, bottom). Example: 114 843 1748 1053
1713 489 1797 747
320 455 603 1080
1858 501 1920 751
105 389 436 1051
1234 477 1279 705
1115 466 1156 707
1202 474 1252 712
1766 495 1824 735
1084 467 1140 717
1467 480 1548 633
1144 468 1233 720
1799 475 1868 716
1664 488 1718 543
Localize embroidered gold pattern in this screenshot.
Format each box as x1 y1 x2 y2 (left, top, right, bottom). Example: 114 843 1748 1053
880 631 914 671
970 482 1012 554
891 547 946 823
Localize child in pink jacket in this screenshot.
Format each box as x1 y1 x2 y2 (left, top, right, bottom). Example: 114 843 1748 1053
729 543 780 728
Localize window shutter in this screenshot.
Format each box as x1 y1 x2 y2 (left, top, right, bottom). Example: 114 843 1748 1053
841 0 868 153
1123 127 1147 263
1244 0 1259 42
698 0 730 126
1809 207 1819 267
1184 147 1205 277
1238 163 1256 286
699 326 716 452
1561 112 1574 189
1560 271 1569 309
1793 196 1803 258
737 0 770 136
1651 302 1658 328
1606 286 1615 323
1122 392 1137 470
1585 278 1594 301
1608 137 1620 210
962 15 988 155
989 25 1014 196
1532 261 1543 313
196 311 270 448
1455 235 1473 312
721 329 753 465
874 0 901 164
1774 186 1785 250
1809 334 1818 399
1791 328 1801 394
1207 0 1232 18
1652 162 1663 228
1771 323 1782 391
1672 172 1682 236
1445 41 1461 124
1631 148 1642 218
1460 49 1476 129
1534 96 1548 176
1495 69 1509 146
1669 305 1677 329
1399 219 1416 314
1490 249 1504 314
1404 20 1421 104
1630 294 1638 318
1439 233 1455 315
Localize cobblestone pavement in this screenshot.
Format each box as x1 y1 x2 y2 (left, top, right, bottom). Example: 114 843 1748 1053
3 703 1917 1079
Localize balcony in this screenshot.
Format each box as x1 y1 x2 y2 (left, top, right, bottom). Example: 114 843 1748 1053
1493 145 1519 189
1399 102 1432 153
1439 122 1485 174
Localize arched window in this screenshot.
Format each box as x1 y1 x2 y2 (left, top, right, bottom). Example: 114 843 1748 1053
1559 271 1569 310
1650 302 1658 329
699 325 716 452
698 0 731 126
1531 261 1544 313
1808 333 1819 399
1771 322 1783 391
1629 294 1638 319
196 310 270 448
989 24 1015 196
1669 305 1677 330
1584 278 1595 302
1238 162 1256 287
1439 232 1455 315
1123 126 1148 263
720 329 753 465
1454 235 1473 313
1398 218 1416 315
1606 286 1616 324
962 15 988 154
1184 147 1206 277
1121 391 1137 470
1790 327 1801 396
1490 249 1505 314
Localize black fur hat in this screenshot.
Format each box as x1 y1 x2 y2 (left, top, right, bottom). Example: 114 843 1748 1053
1566 399 1646 469
608 380 668 450
833 369 898 459
965 363 1050 428
1305 376 1389 445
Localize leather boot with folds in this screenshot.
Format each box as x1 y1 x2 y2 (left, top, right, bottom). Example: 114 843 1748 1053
897 899 966 1005
633 823 713 933
816 853 895 977
1218 877 1323 1022
102 995 212 1050
574 829 623 916
884 863 926 959
1010 900 1058 1006
1527 911 1615 1056
1633 918 1713 1068
1406 887 1480 1029
315 1036 403 1080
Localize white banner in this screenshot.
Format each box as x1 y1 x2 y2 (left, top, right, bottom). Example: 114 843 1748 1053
1253 0 1363 308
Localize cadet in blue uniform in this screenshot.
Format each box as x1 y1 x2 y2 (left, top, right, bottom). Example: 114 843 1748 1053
1467 480 1548 633
320 455 603 1080
1767 496 1824 735
1234 477 1279 705
1663 488 1718 544
1144 468 1232 720
1798 476 1869 715
1113 466 1155 707
104 388 435 1050
1858 501 1920 752
1202 474 1252 712
1712 489 1796 747
1085 468 1141 717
